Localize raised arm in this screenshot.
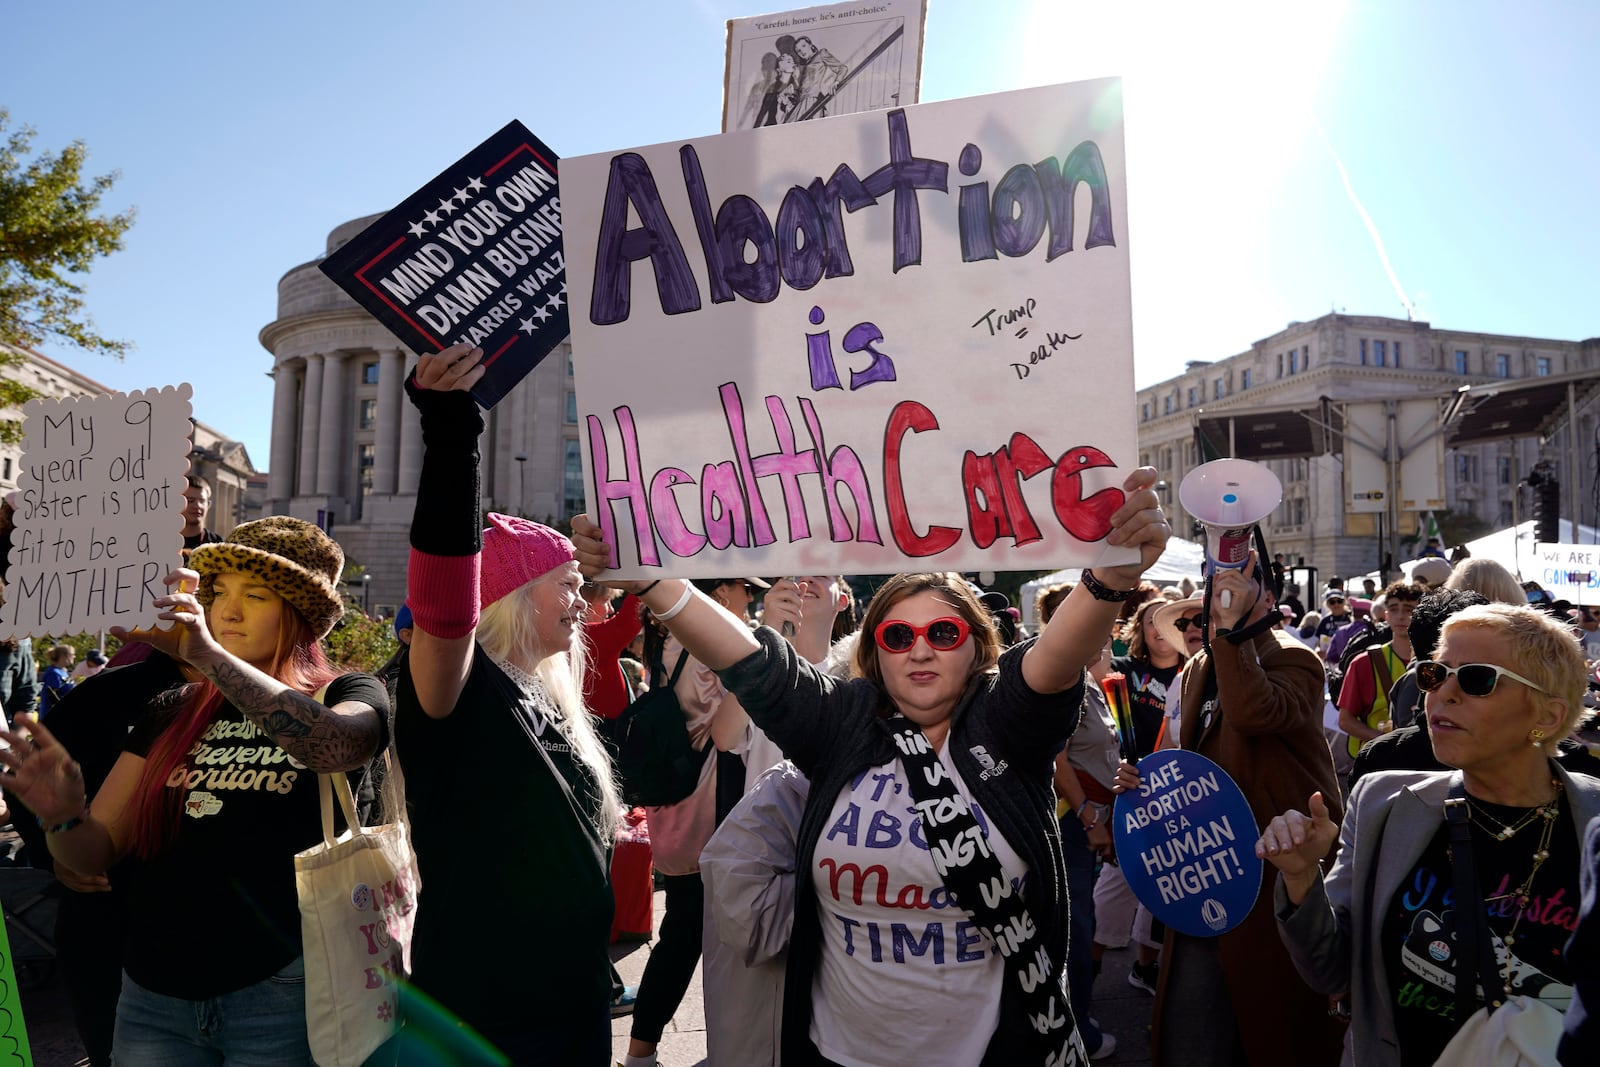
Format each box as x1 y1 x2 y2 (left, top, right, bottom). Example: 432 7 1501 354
569 516 761 670
115 571 383 773
0 716 141 876
1020 467 1169 694
402 344 488 719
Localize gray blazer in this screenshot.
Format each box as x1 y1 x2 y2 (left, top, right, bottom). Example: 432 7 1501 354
1276 765 1600 1066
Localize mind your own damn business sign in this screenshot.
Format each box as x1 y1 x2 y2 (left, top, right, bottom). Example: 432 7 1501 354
564 78 1139 578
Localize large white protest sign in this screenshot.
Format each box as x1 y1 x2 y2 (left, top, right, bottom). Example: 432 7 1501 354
1530 542 1600 605
566 77 1138 578
3 386 192 637
723 0 927 131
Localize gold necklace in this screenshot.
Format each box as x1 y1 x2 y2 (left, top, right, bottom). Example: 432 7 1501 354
1465 776 1561 842
1479 778 1563 968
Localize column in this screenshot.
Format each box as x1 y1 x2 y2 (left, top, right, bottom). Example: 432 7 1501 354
267 358 301 506
373 348 405 495
397 353 423 494
296 354 324 496
314 352 348 497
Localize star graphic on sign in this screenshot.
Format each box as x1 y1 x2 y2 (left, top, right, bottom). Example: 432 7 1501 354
407 219 428 238
452 186 470 205
546 292 564 312
558 281 568 296
519 317 537 335
437 197 457 216
467 176 485 193
531 304 552 323
423 208 441 227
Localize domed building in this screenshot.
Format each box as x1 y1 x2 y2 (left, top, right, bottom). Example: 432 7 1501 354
259 216 581 617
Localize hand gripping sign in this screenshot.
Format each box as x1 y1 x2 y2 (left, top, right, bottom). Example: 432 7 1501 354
1111 749 1262 937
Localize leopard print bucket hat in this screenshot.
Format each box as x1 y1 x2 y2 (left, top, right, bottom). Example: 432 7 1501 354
187 517 345 639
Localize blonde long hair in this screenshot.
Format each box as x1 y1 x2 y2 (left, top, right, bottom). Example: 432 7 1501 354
477 574 621 840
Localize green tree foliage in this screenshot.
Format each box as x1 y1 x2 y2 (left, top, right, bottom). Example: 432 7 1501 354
324 607 398 674
1 109 134 441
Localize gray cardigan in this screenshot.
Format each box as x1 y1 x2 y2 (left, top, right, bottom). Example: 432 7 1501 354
719 626 1084 1066
1276 765 1600 1066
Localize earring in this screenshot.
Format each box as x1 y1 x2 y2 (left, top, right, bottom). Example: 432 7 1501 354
1529 728 1546 748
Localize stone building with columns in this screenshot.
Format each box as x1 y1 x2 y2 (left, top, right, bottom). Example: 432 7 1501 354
1135 312 1600 583
259 215 581 617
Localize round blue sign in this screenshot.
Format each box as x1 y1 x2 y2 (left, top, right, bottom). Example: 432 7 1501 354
1110 749 1262 938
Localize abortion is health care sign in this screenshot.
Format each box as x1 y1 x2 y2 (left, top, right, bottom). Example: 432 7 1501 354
318 121 568 410
1111 749 1263 938
564 78 1140 578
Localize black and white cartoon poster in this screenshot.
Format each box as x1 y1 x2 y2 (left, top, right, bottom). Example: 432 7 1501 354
722 1 927 132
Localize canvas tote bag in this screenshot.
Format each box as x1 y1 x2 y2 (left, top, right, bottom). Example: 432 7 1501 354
295 759 420 1066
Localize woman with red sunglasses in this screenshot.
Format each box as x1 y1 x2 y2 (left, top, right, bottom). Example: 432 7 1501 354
1259 603 1600 1066
573 468 1168 1067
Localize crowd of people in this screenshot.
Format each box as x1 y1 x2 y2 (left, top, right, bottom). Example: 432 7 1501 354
0 340 1598 1066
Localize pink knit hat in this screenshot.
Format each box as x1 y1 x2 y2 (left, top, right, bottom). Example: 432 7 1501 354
480 512 576 608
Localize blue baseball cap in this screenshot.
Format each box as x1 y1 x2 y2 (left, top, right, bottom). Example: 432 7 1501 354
394 603 413 638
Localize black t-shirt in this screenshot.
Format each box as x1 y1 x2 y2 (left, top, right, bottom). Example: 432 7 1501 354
1109 655 1179 757
121 672 388 999
1381 792 1580 1064
396 645 613 1042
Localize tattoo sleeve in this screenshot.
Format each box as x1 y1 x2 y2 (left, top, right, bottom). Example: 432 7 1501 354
196 656 382 773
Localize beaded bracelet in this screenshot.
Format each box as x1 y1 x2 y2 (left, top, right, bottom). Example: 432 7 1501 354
40 806 90 834
654 582 695 622
1080 568 1140 602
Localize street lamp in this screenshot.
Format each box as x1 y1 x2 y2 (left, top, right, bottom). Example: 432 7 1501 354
360 573 372 616
514 452 528 516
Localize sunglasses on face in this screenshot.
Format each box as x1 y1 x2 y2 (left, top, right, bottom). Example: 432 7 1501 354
1414 660 1550 698
874 617 972 654
1172 615 1202 633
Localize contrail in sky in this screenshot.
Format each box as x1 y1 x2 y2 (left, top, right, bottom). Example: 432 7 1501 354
1317 122 1415 320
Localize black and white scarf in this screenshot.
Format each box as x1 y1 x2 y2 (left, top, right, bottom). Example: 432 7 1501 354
891 717 1085 1066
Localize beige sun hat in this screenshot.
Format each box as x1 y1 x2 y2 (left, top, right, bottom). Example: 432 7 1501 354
1152 595 1207 651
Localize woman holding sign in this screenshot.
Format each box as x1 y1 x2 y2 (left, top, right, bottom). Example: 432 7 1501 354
1261 603 1600 1066
0 518 389 1066
397 344 623 1064
573 470 1169 1067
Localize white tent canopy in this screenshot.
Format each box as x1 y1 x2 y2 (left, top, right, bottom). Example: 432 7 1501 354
1019 536 1208 625
1351 519 1600 603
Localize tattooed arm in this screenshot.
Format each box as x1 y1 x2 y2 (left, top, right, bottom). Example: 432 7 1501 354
111 568 385 774
192 656 384 774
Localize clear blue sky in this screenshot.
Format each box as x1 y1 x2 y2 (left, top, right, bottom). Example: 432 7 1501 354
7 0 1596 467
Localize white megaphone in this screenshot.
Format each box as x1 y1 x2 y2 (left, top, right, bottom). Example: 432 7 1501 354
1179 459 1283 609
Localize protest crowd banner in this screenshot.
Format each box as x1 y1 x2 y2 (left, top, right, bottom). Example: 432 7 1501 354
2 386 192 639
318 121 570 411
1530 541 1600 605
1111 749 1263 938
565 77 1138 579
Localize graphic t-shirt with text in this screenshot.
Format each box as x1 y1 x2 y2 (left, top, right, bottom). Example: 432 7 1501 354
1380 793 1579 1065
122 673 388 999
809 745 1026 1067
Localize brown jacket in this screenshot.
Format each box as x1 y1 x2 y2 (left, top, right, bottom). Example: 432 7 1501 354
1153 624 1346 1065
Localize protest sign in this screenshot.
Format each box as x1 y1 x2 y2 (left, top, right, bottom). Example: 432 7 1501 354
318 121 568 410
565 77 1138 578
723 0 927 131
1 386 191 639
1531 541 1600 606
0 912 33 1066
1111 749 1262 938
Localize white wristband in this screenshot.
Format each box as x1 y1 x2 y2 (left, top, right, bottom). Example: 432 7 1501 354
654 582 694 622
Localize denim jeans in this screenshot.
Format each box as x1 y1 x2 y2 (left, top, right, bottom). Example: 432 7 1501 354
1059 815 1106 1055
113 957 312 1066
